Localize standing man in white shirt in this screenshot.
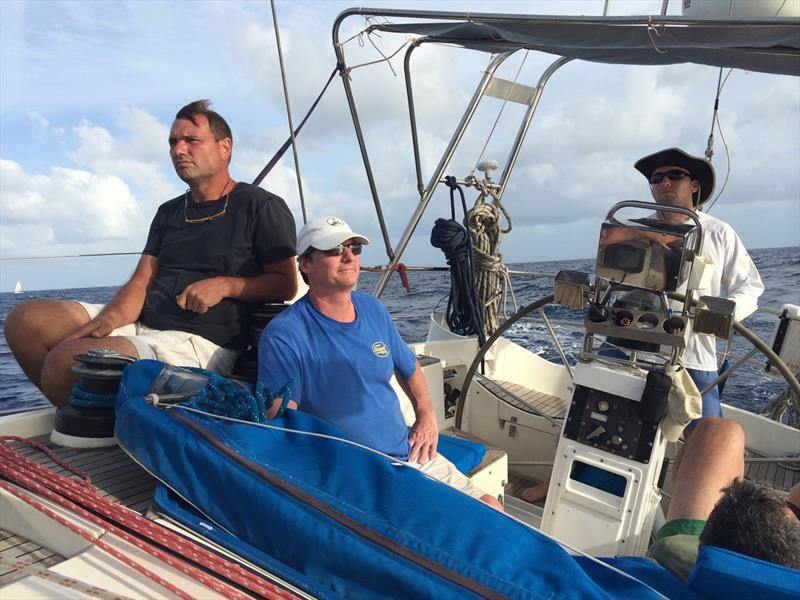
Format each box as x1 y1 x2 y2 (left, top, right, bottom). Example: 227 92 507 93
634 147 764 427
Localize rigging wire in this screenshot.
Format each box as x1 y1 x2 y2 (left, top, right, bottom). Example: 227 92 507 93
270 0 307 224
703 0 790 212
703 109 732 212
362 16 400 77
0 251 141 261
5 61 340 262
702 67 734 213
471 51 530 176
340 38 412 76
335 16 415 77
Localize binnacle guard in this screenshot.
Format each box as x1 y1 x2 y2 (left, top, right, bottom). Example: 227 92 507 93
115 360 691 600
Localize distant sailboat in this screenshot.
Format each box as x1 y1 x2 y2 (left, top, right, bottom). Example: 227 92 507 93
13 280 22 294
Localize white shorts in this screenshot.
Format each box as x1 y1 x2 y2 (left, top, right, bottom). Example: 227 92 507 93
407 453 488 501
76 302 239 373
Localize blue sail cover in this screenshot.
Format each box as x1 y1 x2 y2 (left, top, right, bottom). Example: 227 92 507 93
116 360 691 599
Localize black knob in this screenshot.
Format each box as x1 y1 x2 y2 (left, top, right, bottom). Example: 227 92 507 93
588 303 609 323
663 316 686 334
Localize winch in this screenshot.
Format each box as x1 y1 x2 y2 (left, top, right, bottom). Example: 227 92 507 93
50 348 135 448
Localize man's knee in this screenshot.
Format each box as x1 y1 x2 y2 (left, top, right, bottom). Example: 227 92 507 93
5 299 88 345
693 417 745 449
4 299 47 341
40 339 83 404
683 417 746 482
40 336 137 402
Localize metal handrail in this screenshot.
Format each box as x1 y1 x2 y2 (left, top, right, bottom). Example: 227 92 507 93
333 7 794 29
333 10 576 298
371 50 516 297
538 309 573 378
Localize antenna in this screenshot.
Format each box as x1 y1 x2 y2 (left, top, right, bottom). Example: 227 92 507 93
476 159 499 181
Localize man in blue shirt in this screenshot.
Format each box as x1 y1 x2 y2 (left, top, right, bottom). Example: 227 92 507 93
258 216 502 510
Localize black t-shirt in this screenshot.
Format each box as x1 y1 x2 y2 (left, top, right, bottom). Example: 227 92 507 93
141 182 296 349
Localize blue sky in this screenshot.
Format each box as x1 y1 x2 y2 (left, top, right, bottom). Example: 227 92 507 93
1 0 798 292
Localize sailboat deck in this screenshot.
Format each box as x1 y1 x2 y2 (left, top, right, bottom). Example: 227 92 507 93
0 532 62 582
475 374 568 418
0 435 156 586
480 377 799 494
744 450 800 490
1 409 796 587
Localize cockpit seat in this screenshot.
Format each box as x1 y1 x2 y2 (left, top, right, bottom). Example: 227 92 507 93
436 432 486 475
687 545 800 600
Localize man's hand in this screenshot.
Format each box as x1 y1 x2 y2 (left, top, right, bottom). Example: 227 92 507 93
63 314 118 341
647 231 677 250
176 277 230 314
408 409 439 464
266 397 298 420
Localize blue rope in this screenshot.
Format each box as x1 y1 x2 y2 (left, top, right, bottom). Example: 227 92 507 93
68 385 116 407
430 176 486 346
185 371 295 423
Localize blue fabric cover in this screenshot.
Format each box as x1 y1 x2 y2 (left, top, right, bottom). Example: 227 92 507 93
436 432 486 475
116 360 684 600
594 557 701 600
258 293 416 459
151 486 342 600
688 545 800 600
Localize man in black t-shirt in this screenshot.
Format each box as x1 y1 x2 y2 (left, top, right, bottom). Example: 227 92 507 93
5 100 298 406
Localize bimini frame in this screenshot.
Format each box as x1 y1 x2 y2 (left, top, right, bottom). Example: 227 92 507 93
331 8 800 297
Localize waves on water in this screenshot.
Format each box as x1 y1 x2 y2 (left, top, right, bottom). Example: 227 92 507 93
1 247 797 415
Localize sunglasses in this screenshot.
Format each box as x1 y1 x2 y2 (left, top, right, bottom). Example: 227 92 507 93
649 170 691 184
322 242 363 257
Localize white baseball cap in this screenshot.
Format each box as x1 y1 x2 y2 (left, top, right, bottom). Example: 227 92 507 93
296 216 370 256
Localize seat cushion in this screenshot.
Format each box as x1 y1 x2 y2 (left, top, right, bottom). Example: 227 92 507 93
436 433 486 475
688 545 800 600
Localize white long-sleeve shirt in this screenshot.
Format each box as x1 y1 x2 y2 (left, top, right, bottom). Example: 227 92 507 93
677 211 764 371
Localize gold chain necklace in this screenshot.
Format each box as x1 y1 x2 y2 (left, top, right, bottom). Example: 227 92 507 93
184 179 235 224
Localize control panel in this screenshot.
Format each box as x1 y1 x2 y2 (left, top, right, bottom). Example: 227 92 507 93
562 383 662 464
584 304 692 349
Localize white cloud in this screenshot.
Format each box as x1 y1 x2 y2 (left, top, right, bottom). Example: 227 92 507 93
69 108 178 212
26 111 63 139
0 0 797 292
0 159 146 249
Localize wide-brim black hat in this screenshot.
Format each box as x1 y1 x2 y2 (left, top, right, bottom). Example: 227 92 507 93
634 147 715 205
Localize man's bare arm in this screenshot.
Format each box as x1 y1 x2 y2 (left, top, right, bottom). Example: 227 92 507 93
176 256 299 314
599 227 674 249
396 361 439 464
65 254 158 340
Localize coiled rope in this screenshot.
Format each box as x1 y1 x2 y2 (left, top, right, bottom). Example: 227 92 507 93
466 175 515 336
430 177 486 345
68 384 116 407
184 369 294 423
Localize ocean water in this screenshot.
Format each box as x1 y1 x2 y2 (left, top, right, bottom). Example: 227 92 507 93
1 246 797 415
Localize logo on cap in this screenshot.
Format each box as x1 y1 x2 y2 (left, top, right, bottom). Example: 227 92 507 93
372 342 389 358
326 217 345 227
